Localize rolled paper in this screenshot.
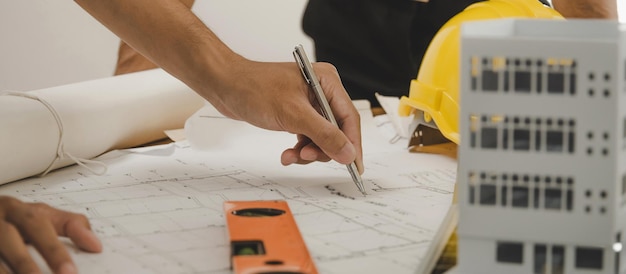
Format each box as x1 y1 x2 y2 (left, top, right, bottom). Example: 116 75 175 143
0 68 205 185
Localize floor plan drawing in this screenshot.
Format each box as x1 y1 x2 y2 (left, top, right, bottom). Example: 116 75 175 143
1 105 457 274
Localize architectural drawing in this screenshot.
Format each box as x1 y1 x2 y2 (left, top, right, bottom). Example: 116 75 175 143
455 19 626 274
0 105 456 274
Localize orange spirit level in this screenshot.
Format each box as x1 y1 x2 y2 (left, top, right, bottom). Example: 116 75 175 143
223 200 318 274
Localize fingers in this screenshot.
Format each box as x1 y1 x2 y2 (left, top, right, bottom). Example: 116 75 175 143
0 220 40 274
211 59 364 172
281 134 310 166
322 63 364 173
63 219 103 253
309 63 364 173
281 135 332 166
8 203 76 274
0 261 10 274
0 196 102 274
289 108 357 164
43 204 102 253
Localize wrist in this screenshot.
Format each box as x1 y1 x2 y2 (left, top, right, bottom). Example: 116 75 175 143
189 42 249 114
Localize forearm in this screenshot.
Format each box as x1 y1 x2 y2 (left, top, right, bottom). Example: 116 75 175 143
75 0 240 101
75 0 363 170
552 0 618 19
114 0 196 75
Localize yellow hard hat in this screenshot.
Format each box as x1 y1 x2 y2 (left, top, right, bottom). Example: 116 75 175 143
398 0 563 145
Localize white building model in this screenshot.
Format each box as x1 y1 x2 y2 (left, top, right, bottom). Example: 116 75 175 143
454 19 626 274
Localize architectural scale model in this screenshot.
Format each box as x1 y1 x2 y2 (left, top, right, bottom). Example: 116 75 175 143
453 19 626 274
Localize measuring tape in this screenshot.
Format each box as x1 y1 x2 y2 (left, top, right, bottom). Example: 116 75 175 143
224 200 318 274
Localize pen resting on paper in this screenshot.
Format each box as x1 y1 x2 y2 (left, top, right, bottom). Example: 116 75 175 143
292 44 366 196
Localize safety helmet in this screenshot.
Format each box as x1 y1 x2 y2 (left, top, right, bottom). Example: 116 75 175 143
398 0 563 145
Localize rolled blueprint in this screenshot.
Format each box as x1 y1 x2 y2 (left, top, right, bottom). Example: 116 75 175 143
0 69 204 185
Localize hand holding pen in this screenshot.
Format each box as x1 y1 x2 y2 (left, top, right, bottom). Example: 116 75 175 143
292 45 366 195
278 55 365 182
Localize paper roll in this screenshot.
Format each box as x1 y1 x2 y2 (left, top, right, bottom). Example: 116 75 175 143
0 69 205 185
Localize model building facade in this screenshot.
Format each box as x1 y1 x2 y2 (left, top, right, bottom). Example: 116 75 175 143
455 19 626 274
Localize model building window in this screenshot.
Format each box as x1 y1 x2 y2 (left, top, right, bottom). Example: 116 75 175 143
546 130 564 152
514 69 531 93
480 172 497 205
534 244 547 274
569 71 576 95
470 57 479 91
503 67 510 92
502 124 510 149
481 115 506 149
534 244 565 274
533 183 541 208
482 67 499 92
497 241 524 264
501 174 509 207
501 184 509 206
536 70 543 93
544 187 562 210
512 185 529 208
481 127 498 149
535 119 542 151
575 247 603 270
468 172 477 205
546 58 576 95
552 245 565 274
471 73 478 91
514 128 531 150
469 115 478 148
515 71 530 93
568 131 575 153
566 178 574 211
480 183 497 205
547 70 564 94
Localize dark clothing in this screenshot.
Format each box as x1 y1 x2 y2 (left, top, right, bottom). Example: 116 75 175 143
302 0 482 106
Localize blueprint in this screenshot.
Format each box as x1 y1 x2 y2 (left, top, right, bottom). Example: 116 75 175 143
0 102 457 274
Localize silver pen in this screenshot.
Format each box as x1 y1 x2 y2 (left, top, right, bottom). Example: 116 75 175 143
292 44 366 196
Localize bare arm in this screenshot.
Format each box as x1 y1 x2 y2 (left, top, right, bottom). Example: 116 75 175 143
552 0 618 19
75 0 363 171
113 0 195 75
75 0 236 96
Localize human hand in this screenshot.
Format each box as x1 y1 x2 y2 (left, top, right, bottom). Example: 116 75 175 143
204 59 363 173
72 0 363 172
0 196 102 274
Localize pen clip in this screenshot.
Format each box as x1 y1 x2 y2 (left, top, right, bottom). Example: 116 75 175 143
293 51 310 85
293 44 335 123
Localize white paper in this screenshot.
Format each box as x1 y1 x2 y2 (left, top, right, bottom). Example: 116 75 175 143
374 93 414 144
0 103 457 274
0 69 205 185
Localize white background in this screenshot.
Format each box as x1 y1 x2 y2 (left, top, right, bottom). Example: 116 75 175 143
0 0 312 91
0 0 624 92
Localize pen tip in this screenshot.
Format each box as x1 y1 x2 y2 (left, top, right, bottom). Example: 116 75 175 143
359 187 367 196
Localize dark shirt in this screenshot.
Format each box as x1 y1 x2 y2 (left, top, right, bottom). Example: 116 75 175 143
302 0 483 106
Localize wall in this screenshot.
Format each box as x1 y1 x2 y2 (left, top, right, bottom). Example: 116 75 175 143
0 0 312 92
192 1 313 62
0 1 119 91
1 1 623 91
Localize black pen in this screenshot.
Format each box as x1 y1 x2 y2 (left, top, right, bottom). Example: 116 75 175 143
292 44 366 196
